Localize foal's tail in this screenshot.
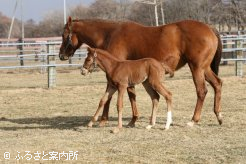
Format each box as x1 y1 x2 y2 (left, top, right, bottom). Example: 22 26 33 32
161 63 174 78
211 27 222 76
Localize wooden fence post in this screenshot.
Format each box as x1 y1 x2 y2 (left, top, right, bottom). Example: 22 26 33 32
235 39 243 77
47 43 56 88
17 38 24 66
222 39 228 65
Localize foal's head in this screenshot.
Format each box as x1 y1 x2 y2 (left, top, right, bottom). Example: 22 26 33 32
81 47 97 76
59 16 81 61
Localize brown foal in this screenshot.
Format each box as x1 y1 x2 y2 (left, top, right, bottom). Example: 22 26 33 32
81 47 173 133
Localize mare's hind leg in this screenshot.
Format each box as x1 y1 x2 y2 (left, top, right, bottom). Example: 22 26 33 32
88 86 116 127
205 68 223 125
188 66 207 127
126 86 139 127
142 81 160 130
150 81 173 130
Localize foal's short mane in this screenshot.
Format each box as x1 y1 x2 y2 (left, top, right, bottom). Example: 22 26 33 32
95 49 121 61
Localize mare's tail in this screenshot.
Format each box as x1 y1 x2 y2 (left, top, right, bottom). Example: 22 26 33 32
211 27 222 75
161 63 174 77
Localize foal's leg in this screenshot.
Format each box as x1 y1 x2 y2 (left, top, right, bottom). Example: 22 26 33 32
99 85 139 127
112 85 127 134
99 83 112 127
126 86 139 127
88 86 116 127
151 82 173 130
187 66 207 127
142 81 160 130
205 68 223 125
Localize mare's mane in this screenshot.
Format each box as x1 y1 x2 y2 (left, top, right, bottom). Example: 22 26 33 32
73 19 124 25
72 19 144 27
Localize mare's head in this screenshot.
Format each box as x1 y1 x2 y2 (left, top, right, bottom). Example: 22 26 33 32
59 16 81 60
81 47 97 76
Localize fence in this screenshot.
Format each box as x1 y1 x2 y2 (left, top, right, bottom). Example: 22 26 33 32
0 40 87 88
221 34 246 76
0 35 246 89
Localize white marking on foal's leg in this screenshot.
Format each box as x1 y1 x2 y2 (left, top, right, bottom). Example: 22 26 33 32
165 111 172 130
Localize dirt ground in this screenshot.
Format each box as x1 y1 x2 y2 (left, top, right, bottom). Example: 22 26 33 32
0 65 246 163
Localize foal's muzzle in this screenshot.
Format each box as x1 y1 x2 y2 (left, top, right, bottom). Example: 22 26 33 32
81 67 89 76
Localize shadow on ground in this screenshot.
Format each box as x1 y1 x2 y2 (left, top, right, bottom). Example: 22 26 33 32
0 116 132 131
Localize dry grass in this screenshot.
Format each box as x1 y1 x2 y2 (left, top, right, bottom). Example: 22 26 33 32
0 65 246 163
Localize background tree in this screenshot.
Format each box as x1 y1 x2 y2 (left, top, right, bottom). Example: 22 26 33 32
1 0 246 38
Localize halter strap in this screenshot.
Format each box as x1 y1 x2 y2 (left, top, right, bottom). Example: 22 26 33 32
92 50 97 71
64 23 73 51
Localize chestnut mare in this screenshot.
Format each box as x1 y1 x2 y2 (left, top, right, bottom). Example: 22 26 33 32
81 47 173 133
59 17 223 127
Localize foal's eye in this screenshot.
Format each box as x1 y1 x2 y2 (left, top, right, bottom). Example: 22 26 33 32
85 58 91 62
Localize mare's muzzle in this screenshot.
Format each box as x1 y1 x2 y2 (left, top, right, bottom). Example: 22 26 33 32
59 54 69 61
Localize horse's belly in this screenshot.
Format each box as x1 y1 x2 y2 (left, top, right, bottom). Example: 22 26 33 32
128 75 148 86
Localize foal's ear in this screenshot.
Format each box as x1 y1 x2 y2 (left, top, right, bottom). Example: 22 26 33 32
87 47 95 53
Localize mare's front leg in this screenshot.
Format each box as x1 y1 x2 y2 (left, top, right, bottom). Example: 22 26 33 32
112 85 127 134
126 86 139 127
187 66 207 127
88 85 116 127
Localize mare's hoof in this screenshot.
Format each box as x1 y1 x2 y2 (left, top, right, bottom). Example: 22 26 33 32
218 119 223 125
110 127 121 134
217 113 223 125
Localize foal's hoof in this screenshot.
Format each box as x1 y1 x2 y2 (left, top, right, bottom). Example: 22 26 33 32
146 125 153 130
187 121 195 127
110 127 121 134
127 117 137 128
164 125 170 130
127 122 135 128
87 121 93 128
99 120 108 127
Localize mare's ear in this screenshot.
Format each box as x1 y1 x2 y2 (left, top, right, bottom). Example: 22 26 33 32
67 16 72 28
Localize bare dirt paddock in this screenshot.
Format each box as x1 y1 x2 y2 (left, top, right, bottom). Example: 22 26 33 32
0 65 246 163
